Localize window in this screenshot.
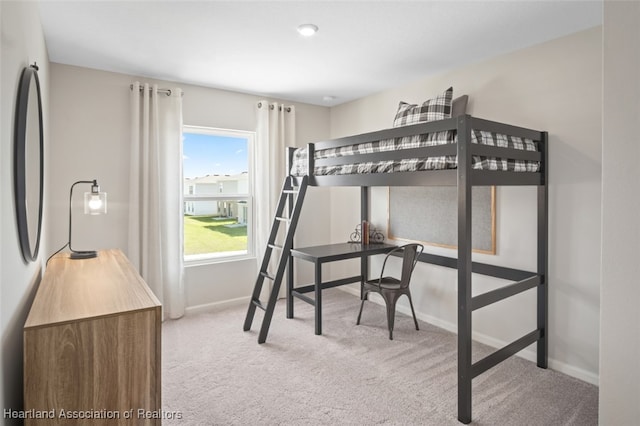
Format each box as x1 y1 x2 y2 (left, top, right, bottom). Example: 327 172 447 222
182 126 255 263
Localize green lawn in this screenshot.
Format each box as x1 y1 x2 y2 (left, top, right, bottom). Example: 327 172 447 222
184 215 247 255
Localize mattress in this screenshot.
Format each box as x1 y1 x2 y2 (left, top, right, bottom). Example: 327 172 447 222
290 129 540 176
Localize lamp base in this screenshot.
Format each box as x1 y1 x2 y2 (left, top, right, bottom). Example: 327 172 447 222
70 250 97 259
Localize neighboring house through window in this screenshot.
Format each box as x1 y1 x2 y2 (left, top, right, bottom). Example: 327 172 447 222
182 126 255 263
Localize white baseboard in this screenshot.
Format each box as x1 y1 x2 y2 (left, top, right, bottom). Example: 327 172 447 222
338 287 599 386
546 356 599 386
339 286 363 299
185 296 250 315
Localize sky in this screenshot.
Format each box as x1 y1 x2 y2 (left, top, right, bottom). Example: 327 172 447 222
183 132 248 178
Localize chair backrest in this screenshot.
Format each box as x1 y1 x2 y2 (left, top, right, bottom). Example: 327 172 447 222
399 243 423 288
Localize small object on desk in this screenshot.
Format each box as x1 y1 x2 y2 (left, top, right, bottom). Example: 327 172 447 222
362 220 369 244
349 222 385 244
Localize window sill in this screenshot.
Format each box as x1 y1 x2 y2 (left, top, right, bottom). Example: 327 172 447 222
184 252 256 267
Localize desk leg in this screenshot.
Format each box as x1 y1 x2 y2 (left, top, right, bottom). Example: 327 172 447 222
360 255 368 300
287 254 294 319
315 261 322 335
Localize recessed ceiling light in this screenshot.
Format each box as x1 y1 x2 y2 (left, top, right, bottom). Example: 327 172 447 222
323 96 336 102
297 24 318 37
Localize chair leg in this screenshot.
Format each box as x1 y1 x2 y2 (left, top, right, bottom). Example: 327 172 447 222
383 292 400 340
387 304 395 340
407 292 419 331
356 292 367 325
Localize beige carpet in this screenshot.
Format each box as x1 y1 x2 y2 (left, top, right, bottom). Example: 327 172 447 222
162 289 598 425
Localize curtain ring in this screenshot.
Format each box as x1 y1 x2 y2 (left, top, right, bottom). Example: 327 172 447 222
256 103 291 112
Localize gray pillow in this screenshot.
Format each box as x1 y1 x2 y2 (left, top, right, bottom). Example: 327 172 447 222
452 95 469 118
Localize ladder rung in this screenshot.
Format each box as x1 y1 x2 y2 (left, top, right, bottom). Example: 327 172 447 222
252 299 266 311
283 189 298 194
260 271 275 281
268 243 283 251
275 216 290 222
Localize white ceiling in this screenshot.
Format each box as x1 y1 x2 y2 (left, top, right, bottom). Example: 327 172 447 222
38 1 602 106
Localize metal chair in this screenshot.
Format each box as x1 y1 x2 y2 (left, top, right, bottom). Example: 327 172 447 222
356 243 424 340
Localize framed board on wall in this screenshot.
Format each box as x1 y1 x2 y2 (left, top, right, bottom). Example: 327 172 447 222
388 186 496 254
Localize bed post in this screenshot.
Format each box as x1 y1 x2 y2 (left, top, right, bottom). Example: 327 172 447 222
360 186 369 299
286 147 296 319
537 131 549 368
306 143 315 186
457 115 473 424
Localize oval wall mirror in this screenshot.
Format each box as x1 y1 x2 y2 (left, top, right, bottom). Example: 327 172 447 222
14 63 44 262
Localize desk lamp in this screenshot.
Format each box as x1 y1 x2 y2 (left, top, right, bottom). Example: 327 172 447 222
68 179 107 259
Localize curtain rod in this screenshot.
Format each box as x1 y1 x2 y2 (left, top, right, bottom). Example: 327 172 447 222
257 102 292 113
129 84 183 97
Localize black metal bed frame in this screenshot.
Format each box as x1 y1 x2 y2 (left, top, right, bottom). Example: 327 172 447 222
286 114 549 424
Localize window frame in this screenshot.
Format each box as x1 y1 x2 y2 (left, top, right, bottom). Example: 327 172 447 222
182 125 256 265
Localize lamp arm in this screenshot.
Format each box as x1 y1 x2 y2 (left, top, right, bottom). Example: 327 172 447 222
68 180 97 254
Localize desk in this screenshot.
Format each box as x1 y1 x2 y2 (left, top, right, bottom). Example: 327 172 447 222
288 242 397 335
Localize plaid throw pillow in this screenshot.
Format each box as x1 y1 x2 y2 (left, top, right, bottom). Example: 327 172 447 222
393 87 453 127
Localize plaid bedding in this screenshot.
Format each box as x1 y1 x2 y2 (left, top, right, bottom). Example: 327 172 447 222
290 129 539 176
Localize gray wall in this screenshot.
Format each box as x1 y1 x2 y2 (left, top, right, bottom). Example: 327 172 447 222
328 27 602 384
0 2 49 422
600 1 640 423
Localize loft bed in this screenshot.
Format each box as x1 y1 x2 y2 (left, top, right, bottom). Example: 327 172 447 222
283 113 549 424
288 115 543 187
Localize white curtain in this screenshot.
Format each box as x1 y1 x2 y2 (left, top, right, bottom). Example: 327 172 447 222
129 82 185 319
255 101 296 286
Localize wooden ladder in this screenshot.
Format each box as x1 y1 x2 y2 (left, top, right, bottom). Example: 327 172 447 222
243 175 308 343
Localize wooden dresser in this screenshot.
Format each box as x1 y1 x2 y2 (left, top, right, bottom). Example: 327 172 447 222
24 249 162 425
